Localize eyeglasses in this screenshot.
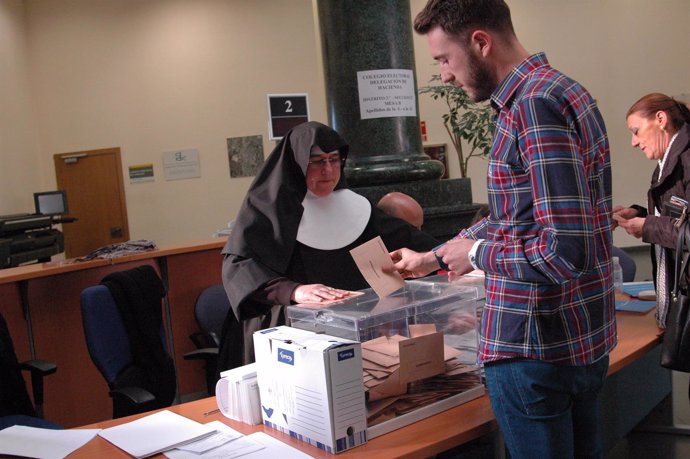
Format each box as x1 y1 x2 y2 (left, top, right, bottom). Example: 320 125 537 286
307 156 342 167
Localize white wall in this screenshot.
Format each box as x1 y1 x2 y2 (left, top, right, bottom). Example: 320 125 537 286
0 0 42 214
20 0 327 244
412 0 690 248
1 0 689 247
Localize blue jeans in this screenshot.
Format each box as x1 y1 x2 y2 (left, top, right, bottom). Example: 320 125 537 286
484 356 609 459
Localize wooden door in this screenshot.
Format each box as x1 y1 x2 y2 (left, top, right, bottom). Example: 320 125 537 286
54 147 130 258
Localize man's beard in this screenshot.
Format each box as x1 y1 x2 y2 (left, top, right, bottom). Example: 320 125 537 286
466 50 496 103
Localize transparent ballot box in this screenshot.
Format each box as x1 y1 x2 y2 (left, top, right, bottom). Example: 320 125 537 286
287 274 487 438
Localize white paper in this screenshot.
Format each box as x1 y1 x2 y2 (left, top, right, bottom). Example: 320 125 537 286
175 431 240 453
162 149 201 181
98 410 216 458
0 425 100 459
357 69 417 119
245 432 315 458
164 421 265 459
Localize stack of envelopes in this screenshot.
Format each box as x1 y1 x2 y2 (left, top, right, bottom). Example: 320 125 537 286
361 324 483 427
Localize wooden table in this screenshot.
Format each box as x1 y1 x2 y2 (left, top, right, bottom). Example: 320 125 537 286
0 238 227 427
67 310 662 459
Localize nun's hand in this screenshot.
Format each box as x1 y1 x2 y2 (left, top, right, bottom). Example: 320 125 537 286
291 284 351 304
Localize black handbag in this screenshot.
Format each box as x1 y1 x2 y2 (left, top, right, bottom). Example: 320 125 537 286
660 219 690 372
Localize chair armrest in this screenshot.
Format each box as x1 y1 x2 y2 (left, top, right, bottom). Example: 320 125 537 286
109 386 156 405
109 386 158 418
189 332 208 349
184 348 220 396
20 359 57 418
20 359 57 377
183 348 219 361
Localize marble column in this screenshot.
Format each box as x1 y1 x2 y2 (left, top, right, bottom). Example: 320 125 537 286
315 0 481 239
316 0 444 186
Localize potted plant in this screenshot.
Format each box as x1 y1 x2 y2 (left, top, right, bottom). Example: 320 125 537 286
418 75 494 178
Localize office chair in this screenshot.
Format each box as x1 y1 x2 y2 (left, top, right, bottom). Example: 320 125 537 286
0 312 59 430
80 265 176 418
184 284 231 395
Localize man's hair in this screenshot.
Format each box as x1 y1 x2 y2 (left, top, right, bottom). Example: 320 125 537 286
413 0 515 42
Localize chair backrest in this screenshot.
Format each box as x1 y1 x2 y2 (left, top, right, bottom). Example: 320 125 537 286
80 266 176 417
195 284 232 347
0 313 35 418
80 285 133 384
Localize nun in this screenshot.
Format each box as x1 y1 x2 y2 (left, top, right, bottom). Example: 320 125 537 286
217 121 438 370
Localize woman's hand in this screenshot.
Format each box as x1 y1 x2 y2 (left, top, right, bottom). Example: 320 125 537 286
389 248 439 278
291 284 351 304
612 206 640 229
614 215 645 239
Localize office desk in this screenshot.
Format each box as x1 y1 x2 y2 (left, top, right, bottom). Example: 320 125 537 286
0 238 226 427
69 310 662 459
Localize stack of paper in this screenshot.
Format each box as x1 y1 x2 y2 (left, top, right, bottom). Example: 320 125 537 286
216 363 262 425
98 410 216 458
0 425 100 459
164 422 314 459
361 325 483 427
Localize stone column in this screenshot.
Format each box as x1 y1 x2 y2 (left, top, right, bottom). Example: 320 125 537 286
316 0 444 186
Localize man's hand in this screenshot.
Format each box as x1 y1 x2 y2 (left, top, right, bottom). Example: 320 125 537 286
291 284 351 304
389 248 439 278
436 238 476 280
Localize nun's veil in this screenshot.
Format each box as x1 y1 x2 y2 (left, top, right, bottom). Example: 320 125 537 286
224 121 349 274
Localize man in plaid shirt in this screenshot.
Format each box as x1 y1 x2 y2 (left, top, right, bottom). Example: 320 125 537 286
392 1 616 457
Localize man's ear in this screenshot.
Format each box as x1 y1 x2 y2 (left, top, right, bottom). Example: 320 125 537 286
470 30 492 57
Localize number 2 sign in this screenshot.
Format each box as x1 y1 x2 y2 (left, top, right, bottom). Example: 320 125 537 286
266 94 310 140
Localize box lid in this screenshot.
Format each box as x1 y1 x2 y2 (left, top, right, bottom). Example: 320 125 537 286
287 275 483 332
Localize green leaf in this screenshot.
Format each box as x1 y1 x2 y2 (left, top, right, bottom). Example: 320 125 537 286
418 75 494 177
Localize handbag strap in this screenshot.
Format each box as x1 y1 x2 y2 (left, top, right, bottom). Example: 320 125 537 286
673 219 690 294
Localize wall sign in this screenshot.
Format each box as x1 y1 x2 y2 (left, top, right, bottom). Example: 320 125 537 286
266 93 309 140
128 163 154 183
357 69 416 120
162 149 201 181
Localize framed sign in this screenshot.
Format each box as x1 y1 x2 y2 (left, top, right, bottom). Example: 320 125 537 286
266 93 309 140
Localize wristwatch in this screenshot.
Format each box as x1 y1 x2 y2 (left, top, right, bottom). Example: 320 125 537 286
432 245 450 271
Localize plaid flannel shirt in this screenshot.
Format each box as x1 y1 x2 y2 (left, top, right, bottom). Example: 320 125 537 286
459 53 617 365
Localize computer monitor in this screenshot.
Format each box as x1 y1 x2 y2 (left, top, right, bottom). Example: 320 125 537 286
33 190 69 216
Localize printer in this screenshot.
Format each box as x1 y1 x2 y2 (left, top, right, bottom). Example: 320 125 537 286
0 191 73 268
0 214 65 268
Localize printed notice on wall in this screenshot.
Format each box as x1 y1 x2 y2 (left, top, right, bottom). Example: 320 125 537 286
128 163 154 183
163 149 201 181
357 69 417 120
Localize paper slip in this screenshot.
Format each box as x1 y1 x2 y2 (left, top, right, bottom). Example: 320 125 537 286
350 236 404 297
174 422 241 453
165 436 263 459
0 425 100 459
165 422 315 459
98 410 216 458
245 432 315 458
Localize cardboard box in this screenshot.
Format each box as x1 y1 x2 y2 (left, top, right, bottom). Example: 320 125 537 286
253 326 367 454
287 274 486 438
